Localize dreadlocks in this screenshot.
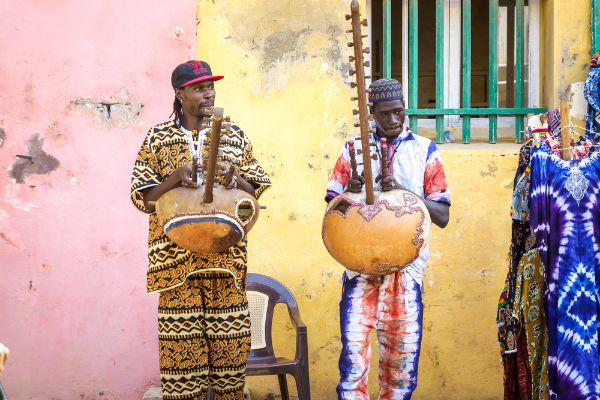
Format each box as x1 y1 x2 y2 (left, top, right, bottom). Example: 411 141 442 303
171 97 184 127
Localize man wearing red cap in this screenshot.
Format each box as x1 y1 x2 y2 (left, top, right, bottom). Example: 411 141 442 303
131 61 271 400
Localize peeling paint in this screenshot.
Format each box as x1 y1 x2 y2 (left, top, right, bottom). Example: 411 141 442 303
172 26 185 41
9 134 60 184
100 242 118 257
67 88 145 130
4 184 36 211
261 29 310 71
479 162 498 178
46 121 68 147
0 232 19 248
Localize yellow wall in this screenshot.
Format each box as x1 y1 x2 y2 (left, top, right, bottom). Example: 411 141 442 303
543 0 592 108
195 1 589 398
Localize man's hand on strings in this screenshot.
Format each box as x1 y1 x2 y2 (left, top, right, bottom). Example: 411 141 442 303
375 174 405 192
201 152 232 187
175 164 201 188
345 173 365 193
216 163 239 190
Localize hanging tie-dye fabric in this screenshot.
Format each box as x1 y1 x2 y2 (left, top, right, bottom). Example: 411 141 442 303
529 144 600 399
584 53 600 140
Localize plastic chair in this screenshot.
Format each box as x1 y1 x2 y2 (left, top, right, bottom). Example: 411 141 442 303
245 273 311 400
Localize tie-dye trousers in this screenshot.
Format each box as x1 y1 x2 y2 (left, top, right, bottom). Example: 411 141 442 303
337 271 423 400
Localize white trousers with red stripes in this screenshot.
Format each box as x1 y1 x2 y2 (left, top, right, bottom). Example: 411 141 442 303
337 271 423 400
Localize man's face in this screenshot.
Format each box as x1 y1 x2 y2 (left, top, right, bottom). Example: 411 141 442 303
372 99 406 139
176 80 216 119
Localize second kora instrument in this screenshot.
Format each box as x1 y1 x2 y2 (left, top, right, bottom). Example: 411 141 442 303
321 0 431 275
155 107 260 254
323 189 431 275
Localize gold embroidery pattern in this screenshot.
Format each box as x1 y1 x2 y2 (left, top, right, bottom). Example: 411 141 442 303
158 274 250 400
513 249 549 400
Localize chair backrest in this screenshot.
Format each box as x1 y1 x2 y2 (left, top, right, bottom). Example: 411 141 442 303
246 273 300 361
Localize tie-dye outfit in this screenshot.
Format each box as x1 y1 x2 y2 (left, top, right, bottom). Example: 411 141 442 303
529 144 600 399
326 126 450 400
131 120 271 400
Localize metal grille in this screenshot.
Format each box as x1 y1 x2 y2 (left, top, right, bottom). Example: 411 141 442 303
379 0 547 143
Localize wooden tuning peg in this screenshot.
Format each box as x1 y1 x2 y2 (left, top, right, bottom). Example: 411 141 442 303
345 14 352 20
352 109 360 115
349 56 355 62
347 42 354 47
354 122 360 127
361 35 368 39
364 61 371 67
349 70 356 76
365 75 372 79
350 82 357 88
346 29 353 33
361 19 368 26
351 96 358 101
363 47 371 54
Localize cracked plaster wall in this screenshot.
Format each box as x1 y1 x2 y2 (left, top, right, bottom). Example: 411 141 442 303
543 0 593 109
0 1 197 399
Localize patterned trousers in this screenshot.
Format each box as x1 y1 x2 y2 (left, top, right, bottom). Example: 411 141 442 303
337 271 423 400
158 272 251 400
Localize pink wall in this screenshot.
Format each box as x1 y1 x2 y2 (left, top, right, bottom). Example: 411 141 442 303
0 1 197 398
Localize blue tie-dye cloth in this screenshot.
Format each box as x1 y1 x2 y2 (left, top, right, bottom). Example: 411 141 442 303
530 144 600 399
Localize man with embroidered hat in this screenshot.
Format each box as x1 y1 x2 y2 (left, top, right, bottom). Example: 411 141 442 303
130 60 271 400
325 78 451 399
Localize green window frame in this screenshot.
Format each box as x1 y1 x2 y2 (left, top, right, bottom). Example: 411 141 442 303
380 1 547 144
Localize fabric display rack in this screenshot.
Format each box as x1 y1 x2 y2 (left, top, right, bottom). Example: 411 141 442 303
497 53 600 400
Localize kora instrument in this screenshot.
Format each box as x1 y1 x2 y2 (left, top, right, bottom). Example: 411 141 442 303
156 108 260 254
321 0 431 275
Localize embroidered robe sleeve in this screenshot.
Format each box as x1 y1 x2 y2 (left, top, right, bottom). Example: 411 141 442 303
423 141 451 205
131 129 162 214
325 141 352 202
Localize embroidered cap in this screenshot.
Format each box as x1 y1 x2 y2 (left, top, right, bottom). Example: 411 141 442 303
171 60 224 89
368 78 404 103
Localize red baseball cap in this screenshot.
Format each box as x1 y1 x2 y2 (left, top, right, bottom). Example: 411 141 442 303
171 60 224 89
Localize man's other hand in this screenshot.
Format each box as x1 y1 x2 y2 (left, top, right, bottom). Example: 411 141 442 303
346 174 365 193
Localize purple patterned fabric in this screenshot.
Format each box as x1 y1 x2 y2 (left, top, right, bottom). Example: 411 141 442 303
547 108 561 138
529 144 600 399
584 65 600 139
